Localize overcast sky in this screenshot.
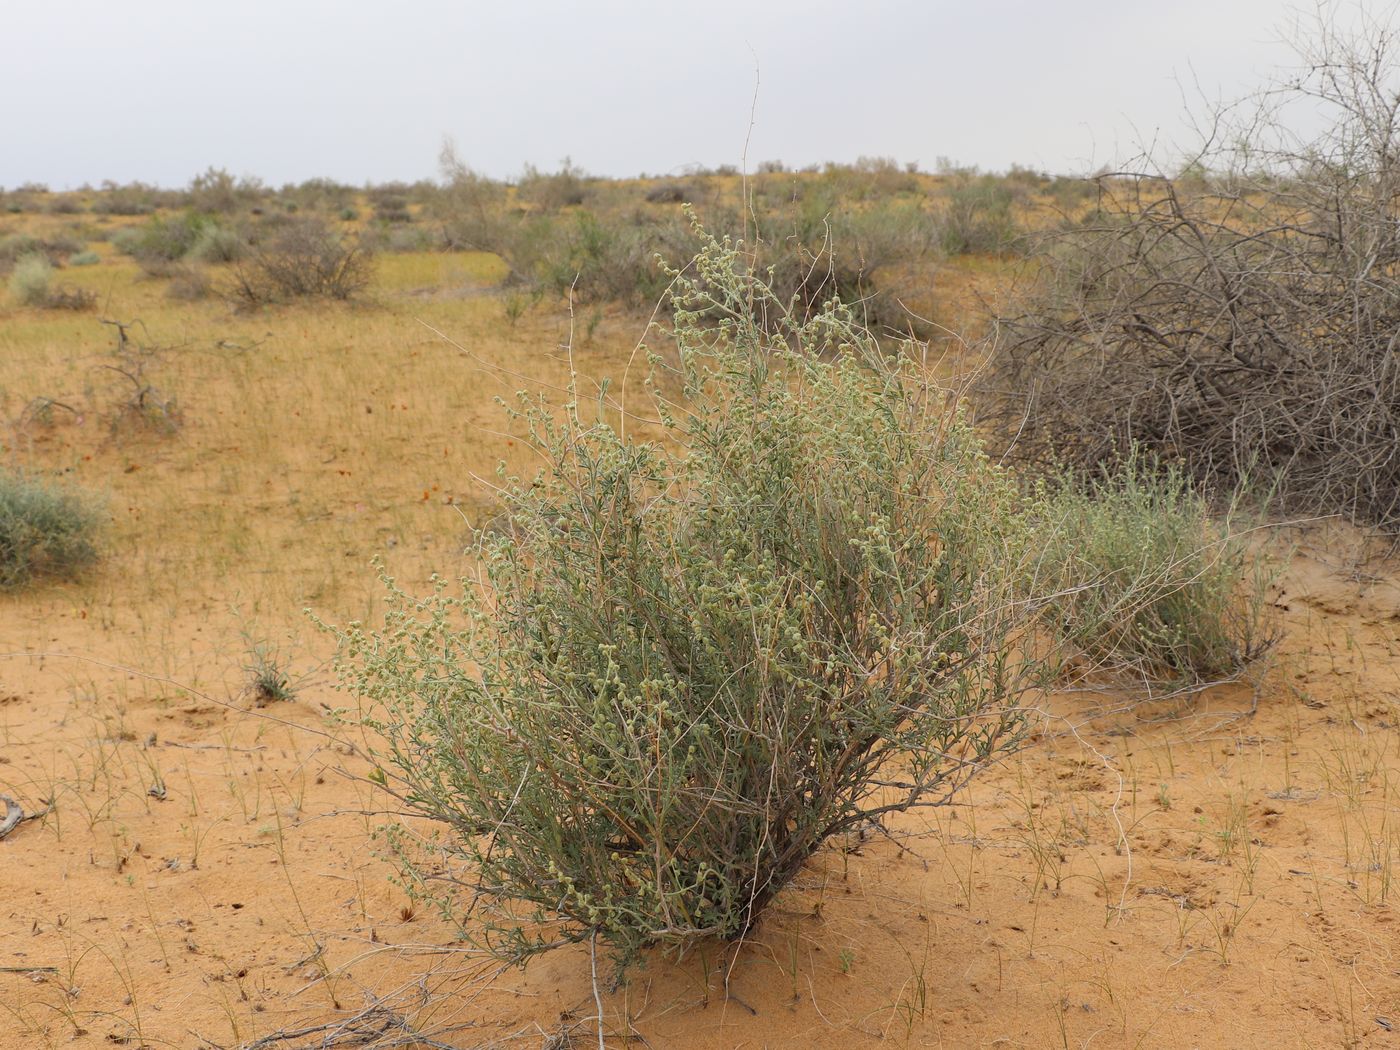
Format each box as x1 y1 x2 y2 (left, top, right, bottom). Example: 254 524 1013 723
0 0 1376 189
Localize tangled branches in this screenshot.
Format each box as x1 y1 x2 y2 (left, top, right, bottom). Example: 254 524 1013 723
980 7 1400 530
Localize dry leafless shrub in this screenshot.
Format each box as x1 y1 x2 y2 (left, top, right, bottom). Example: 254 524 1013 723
98 318 183 433
980 6 1400 530
228 218 373 306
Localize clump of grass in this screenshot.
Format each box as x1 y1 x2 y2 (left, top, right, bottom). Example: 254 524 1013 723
1024 454 1279 687
0 471 103 589
69 250 100 267
246 644 296 706
332 228 1041 973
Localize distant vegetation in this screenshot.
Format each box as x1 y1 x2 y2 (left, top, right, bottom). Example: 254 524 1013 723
0 155 1096 324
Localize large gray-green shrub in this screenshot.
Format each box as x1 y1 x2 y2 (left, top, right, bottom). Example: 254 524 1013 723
332 232 1040 970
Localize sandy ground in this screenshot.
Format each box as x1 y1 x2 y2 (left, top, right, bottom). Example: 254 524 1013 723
1 242 1398 1049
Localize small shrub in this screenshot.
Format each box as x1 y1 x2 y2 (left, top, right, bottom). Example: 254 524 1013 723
0 233 43 267
644 182 690 204
43 234 85 258
42 285 98 311
373 196 413 224
92 181 160 216
333 231 1039 972
8 254 52 304
188 167 265 214
1024 455 1278 686
166 265 212 301
8 253 95 310
0 471 102 589
0 234 80 268
188 224 248 263
98 318 182 432
821 157 921 199
130 212 208 264
374 226 433 253
517 157 590 210
110 228 145 256
939 177 1019 254
227 218 373 305
69 250 100 266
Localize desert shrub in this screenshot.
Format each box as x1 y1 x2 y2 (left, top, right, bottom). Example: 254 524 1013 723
188 224 248 263
1024 455 1278 687
386 226 433 252
517 157 591 210
372 196 413 224
166 265 212 301
429 145 509 251
41 285 98 311
495 209 694 306
227 218 373 305
0 233 85 269
110 227 144 256
283 177 356 213
44 234 85 258
333 232 1039 971
8 252 95 309
1045 175 1098 210
92 181 162 216
939 176 1019 254
0 234 43 268
126 212 213 266
981 13 1400 531
188 167 265 214
644 182 691 204
0 471 102 589
361 225 437 253
821 157 922 199
94 318 182 432
69 250 100 266
8 254 53 304
711 192 943 334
